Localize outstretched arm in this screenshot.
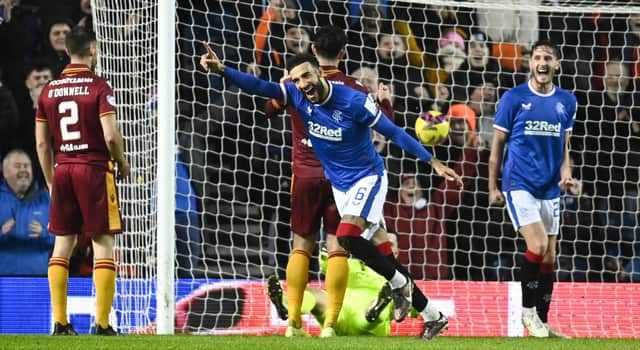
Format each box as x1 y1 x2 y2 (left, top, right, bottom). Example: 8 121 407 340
200 42 284 101
373 116 463 186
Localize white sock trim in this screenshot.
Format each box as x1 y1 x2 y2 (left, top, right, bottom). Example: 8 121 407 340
389 270 407 289
420 303 441 322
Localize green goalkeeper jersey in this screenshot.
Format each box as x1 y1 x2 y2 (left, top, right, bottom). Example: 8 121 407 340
319 253 393 336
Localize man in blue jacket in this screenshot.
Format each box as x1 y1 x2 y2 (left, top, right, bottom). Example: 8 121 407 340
0 149 54 275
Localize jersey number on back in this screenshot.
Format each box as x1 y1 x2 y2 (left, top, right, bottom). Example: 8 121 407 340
59 101 81 141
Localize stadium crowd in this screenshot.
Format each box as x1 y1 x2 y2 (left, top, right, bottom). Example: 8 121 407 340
0 0 639 283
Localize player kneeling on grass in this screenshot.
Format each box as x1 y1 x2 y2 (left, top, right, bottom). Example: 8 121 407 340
267 238 448 339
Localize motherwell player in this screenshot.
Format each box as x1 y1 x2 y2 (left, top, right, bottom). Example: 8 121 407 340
263 25 395 338
35 26 130 336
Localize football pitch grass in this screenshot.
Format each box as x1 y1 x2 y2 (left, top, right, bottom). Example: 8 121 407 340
1 335 637 350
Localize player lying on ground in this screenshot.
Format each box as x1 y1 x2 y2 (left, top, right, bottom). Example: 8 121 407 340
267 243 441 337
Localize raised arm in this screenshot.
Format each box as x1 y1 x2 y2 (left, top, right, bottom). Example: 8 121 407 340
373 115 463 187
376 82 395 122
200 42 284 101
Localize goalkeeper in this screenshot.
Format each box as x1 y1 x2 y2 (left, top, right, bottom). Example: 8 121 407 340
267 242 401 336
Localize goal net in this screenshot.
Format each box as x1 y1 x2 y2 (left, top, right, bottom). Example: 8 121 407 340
92 0 640 336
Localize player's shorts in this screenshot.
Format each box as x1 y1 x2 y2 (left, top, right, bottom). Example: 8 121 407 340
49 162 123 238
332 171 388 232
504 190 559 235
290 175 340 236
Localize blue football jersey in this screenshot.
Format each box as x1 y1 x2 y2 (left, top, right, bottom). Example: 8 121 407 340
493 81 577 199
280 81 385 191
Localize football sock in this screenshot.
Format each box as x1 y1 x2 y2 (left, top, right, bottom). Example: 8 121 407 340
94 258 116 328
48 257 70 325
520 250 543 308
389 270 408 289
420 302 442 322
337 223 396 281
285 249 310 328
323 252 348 329
378 247 429 311
536 263 555 323
302 290 323 324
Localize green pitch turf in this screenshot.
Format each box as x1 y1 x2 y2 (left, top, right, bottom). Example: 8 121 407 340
1 335 637 350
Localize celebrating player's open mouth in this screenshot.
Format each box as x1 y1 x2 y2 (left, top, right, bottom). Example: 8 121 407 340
535 65 551 82
289 62 330 103
303 84 317 100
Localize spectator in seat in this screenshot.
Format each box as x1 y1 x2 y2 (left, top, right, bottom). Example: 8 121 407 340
467 76 498 149
499 46 531 94
384 174 448 280
0 74 20 159
621 13 640 79
262 22 313 82
0 0 45 96
0 149 54 276
41 19 72 76
75 0 93 30
15 63 52 186
384 105 480 280
447 31 499 105
376 30 428 114
246 0 298 80
175 150 203 277
573 59 640 279
428 28 466 99
433 104 491 280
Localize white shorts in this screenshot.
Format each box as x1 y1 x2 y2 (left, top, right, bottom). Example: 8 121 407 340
504 190 560 235
332 172 388 240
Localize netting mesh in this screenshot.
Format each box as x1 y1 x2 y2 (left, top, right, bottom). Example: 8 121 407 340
93 0 158 331
93 0 640 333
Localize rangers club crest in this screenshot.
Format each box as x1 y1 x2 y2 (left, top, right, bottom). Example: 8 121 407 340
332 110 343 122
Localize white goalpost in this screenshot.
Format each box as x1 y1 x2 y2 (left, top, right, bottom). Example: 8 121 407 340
156 0 176 335
91 0 640 337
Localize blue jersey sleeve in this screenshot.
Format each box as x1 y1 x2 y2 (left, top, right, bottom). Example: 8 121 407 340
351 93 383 127
349 92 433 162
494 90 519 133
224 67 285 101
373 115 433 163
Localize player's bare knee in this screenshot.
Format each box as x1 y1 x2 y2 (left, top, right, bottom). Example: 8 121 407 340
341 215 366 228
530 242 548 256
370 228 389 245
325 235 346 254
543 248 557 263
52 235 79 258
92 234 115 259
292 232 315 253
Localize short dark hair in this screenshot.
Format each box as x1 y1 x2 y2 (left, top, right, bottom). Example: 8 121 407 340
65 25 96 57
24 62 52 78
313 25 347 60
286 53 319 71
530 40 559 58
